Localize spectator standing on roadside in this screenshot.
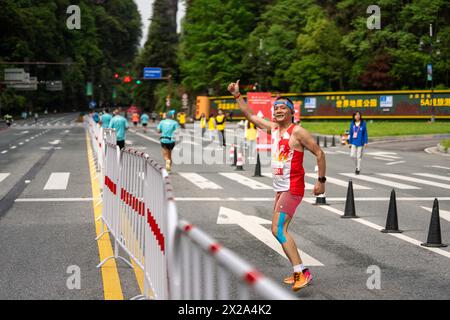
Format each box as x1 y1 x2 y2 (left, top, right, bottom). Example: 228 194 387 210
348 111 368 175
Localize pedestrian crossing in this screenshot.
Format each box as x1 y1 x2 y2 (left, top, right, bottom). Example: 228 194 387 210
0 172 71 190
173 171 450 192
1 169 449 194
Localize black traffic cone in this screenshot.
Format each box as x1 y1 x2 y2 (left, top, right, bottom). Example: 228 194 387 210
316 136 320 146
314 193 328 205
342 180 359 218
381 189 402 233
253 152 262 177
332 135 336 147
421 198 447 247
323 136 327 148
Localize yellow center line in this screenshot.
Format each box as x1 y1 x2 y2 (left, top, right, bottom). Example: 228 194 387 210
85 132 124 300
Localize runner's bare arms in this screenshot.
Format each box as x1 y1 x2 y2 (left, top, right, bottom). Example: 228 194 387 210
227 80 276 134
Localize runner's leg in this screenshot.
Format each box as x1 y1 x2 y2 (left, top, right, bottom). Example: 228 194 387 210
272 212 302 266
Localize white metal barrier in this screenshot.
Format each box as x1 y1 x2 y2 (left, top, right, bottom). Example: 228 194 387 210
86 117 297 300
169 220 296 300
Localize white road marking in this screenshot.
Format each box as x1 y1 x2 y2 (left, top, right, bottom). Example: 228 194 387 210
431 165 450 170
386 161 406 166
0 173 10 183
25 139 30 142
340 173 420 189
178 172 223 189
336 150 349 155
10 146 17 149
305 173 371 190
44 172 70 190
414 173 450 182
175 197 450 202
130 130 160 144
302 199 450 259
220 172 272 189
1 150 8 154
374 157 394 161
420 206 450 222
49 139 61 145
217 207 323 266
15 197 96 202
378 173 450 190
366 151 401 159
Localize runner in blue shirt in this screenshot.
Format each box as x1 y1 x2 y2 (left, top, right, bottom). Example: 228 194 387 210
92 111 100 123
157 110 180 172
100 108 112 129
140 112 150 133
109 108 129 149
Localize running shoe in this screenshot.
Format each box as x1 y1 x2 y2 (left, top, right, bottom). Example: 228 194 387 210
283 268 313 285
292 272 308 292
166 159 171 172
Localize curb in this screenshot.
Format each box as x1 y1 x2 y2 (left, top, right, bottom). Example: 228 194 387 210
424 146 450 157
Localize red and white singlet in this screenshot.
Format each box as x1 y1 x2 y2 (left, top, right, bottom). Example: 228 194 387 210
271 124 305 196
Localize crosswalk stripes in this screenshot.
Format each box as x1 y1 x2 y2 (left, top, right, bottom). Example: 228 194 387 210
414 173 450 182
0 173 10 183
178 172 223 189
304 173 371 190
174 171 450 192
219 172 272 190
378 173 450 190
340 173 420 189
420 206 450 222
44 172 70 190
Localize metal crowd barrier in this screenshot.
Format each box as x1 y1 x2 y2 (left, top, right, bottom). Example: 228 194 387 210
85 115 296 300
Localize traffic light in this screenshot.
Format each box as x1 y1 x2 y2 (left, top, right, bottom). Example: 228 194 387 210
136 79 142 85
123 75 132 83
114 73 119 79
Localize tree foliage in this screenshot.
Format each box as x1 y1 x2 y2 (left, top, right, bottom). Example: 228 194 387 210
0 0 141 114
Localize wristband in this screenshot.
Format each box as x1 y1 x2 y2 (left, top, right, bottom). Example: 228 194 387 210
234 93 241 99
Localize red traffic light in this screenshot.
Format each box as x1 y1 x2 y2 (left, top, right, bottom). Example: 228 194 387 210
123 76 132 83
114 73 119 79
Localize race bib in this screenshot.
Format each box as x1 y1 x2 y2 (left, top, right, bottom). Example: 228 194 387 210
272 161 284 176
353 131 358 139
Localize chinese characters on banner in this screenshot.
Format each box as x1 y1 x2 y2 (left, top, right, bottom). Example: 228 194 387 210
247 92 273 151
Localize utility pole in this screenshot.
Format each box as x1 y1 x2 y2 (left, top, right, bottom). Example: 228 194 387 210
420 24 441 123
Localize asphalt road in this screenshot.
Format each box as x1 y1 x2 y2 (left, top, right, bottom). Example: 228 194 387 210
1 114 449 299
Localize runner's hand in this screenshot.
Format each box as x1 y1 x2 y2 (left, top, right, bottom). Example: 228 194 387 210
313 181 325 196
227 80 240 96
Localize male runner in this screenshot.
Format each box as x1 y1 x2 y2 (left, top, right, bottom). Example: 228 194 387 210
157 110 180 172
131 112 140 128
140 112 150 133
108 108 128 150
228 80 326 292
100 108 112 129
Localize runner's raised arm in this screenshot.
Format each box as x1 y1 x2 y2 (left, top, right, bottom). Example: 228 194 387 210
227 80 276 133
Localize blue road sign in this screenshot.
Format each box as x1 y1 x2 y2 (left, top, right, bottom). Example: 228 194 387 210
89 100 97 109
143 67 162 79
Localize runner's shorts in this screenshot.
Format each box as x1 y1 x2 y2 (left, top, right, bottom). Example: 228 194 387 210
161 142 175 150
273 191 303 218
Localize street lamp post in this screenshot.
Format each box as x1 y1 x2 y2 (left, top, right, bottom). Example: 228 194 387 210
420 24 441 123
